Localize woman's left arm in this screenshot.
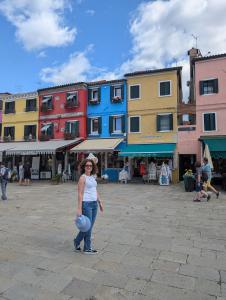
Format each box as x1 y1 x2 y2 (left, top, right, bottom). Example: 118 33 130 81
97 191 104 212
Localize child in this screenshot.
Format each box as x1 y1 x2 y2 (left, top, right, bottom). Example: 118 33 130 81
193 161 210 202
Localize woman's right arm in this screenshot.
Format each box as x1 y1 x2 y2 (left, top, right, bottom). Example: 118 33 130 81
77 175 85 216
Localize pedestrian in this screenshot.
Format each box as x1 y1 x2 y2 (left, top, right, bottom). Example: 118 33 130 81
193 161 210 202
74 158 103 254
0 162 10 200
18 162 24 185
24 162 31 185
202 157 219 198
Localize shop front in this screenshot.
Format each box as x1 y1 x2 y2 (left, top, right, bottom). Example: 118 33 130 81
4 139 81 179
70 138 126 181
119 143 178 183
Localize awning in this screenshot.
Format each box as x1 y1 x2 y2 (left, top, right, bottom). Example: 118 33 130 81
71 138 124 152
42 96 51 103
41 124 51 132
119 143 176 157
5 139 81 156
202 136 226 158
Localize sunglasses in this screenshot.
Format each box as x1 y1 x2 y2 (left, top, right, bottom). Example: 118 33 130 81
85 164 93 168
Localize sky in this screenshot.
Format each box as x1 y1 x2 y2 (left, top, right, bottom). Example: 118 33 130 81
0 0 226 101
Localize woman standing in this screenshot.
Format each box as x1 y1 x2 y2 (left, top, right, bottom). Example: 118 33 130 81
74 158 103 254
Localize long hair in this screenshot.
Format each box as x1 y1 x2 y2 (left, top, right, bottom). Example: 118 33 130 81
80 159 97 175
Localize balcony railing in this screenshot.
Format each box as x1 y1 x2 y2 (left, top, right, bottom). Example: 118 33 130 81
4 109 15 114
25 106 37 112
3 136 15 142
64 101 79 108
39 134 53 141
64 132 77 140
24 135 36 141
41 104 54 112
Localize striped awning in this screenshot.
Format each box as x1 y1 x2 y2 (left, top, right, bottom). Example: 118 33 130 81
71 138 124 152
4 139 82 156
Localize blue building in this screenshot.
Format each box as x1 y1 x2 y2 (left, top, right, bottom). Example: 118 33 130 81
72 79 127 181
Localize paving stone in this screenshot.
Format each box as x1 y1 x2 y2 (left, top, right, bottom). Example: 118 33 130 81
151 270 196 290
91 270 128 289
62 278 98 299
37 272 74 293
124 278 147 293
151 259 180 273
179 264 220 282
159 250 188 264
222 283 226 297
221 271 226 283
62 265 98 282
194 278 221 297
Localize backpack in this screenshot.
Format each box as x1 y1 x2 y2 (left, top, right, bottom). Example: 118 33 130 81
3 168 11 180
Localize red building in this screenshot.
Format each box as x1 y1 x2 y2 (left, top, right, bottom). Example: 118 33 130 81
38 82 87 141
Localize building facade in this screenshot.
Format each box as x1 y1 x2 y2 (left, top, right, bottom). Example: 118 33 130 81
38 82 87 141
1 92 38 142
120 67 182 181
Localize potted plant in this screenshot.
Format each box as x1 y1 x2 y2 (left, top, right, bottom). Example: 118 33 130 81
183 169 195 192
51 174 61 185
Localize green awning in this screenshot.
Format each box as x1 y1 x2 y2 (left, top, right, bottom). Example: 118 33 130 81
202 137 226 158
119 143 176 157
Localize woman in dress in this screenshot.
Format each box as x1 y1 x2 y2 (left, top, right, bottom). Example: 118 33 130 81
74 158 103 254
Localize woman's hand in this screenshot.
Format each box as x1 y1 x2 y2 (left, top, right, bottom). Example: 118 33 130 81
76 208 82 217
98 200 104 212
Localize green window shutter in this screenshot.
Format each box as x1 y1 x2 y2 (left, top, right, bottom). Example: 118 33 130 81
24 126 29 137
109 116 113 134
110 86 114 102
75 121 79 137
98 117 102 134
169 114 173 130
87 118 91 135
33 125 37 138
12 127 15 139
98 87 101 103
88 89 92 104
65 121 70 133
204 114 210 131
121 84 124 100
157 115 161 131
210 113 216 130
121 115 125 133
213 79 218 93
199 81 204 95
4 127 7 136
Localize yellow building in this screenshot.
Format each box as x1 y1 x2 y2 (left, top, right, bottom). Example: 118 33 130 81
1 92 38 142
120 67 182 182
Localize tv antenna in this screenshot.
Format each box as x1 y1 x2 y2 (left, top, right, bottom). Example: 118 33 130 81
191 34 198 48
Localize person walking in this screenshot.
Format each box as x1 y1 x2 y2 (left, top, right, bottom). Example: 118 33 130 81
74 158 103 254
0 163 10 200
24 162 31 185
202 157 219 198
18 162 24 185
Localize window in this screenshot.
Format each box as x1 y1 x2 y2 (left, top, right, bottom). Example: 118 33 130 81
159 81 171 97
109 115 125 134
4 126 15 140
65 92 78 107
41 123 53 136
114 86 122 98
41 96 53 111
91 118 99 135
157 114 173 131
130 116 140 133
26 99 37 112
130 85 140 100
65 121 79 137
111 85 124 103
5 101 15 114
203 113 216 131
200 79 218 95
88 88 100 104
24 125 36 140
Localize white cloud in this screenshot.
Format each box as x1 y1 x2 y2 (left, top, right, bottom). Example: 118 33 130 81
120 0 226 101
37 51 47 58
0 0 76 51
85 9 95 16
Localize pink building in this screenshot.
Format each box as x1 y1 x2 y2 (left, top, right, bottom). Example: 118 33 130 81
178 50 226 179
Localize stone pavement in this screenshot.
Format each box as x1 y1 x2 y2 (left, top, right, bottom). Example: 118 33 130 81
0 181 226 300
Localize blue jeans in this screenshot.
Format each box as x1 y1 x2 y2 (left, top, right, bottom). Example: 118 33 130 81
74 201 98 251
1 179 7 200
